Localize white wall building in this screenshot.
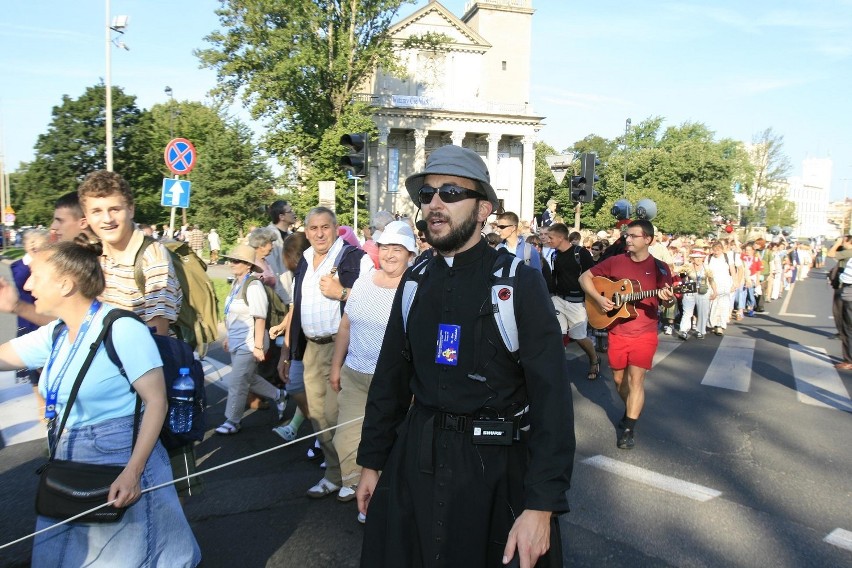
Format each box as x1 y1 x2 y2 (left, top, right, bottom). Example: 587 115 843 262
361 0 541 219
786 157 832 237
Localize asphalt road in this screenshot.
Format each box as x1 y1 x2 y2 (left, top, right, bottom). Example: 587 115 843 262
0 262 850 567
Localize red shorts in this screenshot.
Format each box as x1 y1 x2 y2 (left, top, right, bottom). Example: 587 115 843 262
608 332 658 371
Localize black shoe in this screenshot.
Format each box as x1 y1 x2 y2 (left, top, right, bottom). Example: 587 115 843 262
617 429 635 450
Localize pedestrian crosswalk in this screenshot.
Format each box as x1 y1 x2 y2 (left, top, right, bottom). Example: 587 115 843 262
565 333 852 413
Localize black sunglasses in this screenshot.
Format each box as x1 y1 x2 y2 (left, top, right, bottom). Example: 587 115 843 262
418 184 482 204
496 224 516 230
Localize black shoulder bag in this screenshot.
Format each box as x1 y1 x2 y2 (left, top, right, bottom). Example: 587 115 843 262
35 317 141 523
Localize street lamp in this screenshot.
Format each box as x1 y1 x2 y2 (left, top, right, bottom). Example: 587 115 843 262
622 118 631 196
105 1 129 172
164 86 174 138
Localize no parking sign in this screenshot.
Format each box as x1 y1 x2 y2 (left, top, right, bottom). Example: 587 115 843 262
164 138 197 175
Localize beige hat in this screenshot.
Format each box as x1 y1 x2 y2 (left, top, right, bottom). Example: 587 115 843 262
689 249 706 258
222 244 263 272
694 238 708 248
596 230 608 239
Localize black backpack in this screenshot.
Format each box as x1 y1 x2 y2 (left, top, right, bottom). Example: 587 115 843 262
52 309 207 450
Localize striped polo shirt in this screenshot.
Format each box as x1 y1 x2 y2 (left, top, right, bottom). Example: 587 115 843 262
99 228 182 323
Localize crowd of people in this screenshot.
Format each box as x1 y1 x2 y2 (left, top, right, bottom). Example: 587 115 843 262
0 143 836 566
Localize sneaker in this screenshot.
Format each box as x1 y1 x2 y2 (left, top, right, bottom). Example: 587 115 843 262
745 310 755 317
617 429 635 450
307 439 323 461
677 331 688 340
357 511 367 524
696 333 705 339
272 424 297 442
275 389 288 422
663 325 673 335
306 478 340 498
337 485 357 502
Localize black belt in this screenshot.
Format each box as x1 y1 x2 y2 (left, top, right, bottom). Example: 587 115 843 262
418 407 529 474
307 334 336 345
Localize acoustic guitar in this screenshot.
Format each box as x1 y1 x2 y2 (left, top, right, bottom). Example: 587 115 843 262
585 276 696 330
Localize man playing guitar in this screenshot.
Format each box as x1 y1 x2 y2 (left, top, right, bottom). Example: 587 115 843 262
579 219 675 450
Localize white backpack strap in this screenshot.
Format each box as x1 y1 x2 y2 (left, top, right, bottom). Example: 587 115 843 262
401 258 430 332
491 255 522 354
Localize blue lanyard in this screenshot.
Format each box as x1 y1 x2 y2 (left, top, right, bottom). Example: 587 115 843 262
44 300 102 420
224 273 251 316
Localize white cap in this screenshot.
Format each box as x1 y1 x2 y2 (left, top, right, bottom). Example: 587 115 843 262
375 221 417 253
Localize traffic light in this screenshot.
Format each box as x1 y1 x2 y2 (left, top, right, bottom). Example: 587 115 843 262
580 152 600 199
339 133 368 177
570 175 589 203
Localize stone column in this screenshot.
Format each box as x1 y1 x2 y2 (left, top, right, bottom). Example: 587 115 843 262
451 131 465 147
371 127 390 216
521 135 536 222
405 129 429 210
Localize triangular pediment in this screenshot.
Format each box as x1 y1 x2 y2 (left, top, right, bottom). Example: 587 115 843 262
390 1 491 50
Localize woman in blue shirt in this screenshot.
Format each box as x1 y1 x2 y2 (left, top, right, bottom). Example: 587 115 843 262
0 241 200 567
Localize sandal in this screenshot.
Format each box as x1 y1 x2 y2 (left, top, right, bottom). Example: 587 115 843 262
587 360 601 381
215 421 241 435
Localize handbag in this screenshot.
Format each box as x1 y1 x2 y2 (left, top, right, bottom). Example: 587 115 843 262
35 316 140 523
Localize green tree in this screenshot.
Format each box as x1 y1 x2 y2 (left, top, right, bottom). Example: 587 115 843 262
197 0 414 165
742 127 794 229
13 84 151 225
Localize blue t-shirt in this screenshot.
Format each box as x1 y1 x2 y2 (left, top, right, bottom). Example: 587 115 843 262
11 305 163 429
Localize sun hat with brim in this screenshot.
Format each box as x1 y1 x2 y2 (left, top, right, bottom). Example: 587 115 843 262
688 249 706 258
405 145 498 209
222 244 263 272
375 220 417 254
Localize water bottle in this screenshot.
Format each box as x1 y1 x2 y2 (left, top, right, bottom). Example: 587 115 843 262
168 367 195 434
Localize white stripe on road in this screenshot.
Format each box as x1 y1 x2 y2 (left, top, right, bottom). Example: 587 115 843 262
653 338 682 366
789 345 852 412
701 336 755 392
582 455 722 502
0 370 45 445
824 528 852 552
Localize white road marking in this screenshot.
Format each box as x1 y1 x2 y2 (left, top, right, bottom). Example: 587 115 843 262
789 344 852 412
582 455 722 502
701 336 755 392
653 338 681 366
824 528 852 552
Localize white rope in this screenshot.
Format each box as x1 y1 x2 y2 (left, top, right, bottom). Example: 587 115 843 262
0 416 364 551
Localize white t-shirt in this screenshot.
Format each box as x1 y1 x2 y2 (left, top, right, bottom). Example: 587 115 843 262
225 277 269 352
342 274 397 374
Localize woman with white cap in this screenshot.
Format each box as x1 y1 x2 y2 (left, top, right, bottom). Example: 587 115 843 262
216 244 287 434
678 249 717 340
329 221 416 518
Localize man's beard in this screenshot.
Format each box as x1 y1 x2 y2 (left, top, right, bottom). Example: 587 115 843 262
426 206 481 254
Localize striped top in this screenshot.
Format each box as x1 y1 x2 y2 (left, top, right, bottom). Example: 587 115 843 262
99 229 182 323
343 273 397 374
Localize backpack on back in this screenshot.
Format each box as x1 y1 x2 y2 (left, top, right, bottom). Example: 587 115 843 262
402 249 522 360
52 309 207 450
134 237 219 357
239 275 289 330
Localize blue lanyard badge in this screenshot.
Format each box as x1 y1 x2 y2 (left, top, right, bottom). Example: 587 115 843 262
43 300 102 420
224 273 251 316
435 324 461 366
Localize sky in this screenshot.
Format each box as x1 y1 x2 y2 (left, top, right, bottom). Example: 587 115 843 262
2 0 851 199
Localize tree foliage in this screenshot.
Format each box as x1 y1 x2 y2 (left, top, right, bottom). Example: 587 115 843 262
534 117 763 236
11 84 273 240
197 0 413 163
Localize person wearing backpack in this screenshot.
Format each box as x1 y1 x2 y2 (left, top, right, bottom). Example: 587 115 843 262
78 170 201 499
355 145 574 567
215 244 288 435
495 210 542 271
0 241 200 567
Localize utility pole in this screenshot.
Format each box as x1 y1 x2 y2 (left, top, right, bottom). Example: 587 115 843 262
622 118 631 196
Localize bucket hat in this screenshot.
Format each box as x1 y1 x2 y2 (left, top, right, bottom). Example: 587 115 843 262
375 220 417 253
405 145 498 209
222 244 263 272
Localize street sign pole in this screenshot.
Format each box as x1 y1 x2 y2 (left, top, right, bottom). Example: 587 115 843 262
169 174 179 238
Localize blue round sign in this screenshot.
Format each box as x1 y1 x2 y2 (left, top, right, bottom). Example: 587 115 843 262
164 138 197 175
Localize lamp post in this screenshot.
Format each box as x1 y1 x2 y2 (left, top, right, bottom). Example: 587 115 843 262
622 118 631 196
164 86 174 138
105 1 128 172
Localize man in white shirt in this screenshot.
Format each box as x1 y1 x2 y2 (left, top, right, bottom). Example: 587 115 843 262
286 207 372 500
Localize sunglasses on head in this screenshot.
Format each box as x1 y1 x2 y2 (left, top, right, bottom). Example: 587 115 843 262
418 183 482 204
